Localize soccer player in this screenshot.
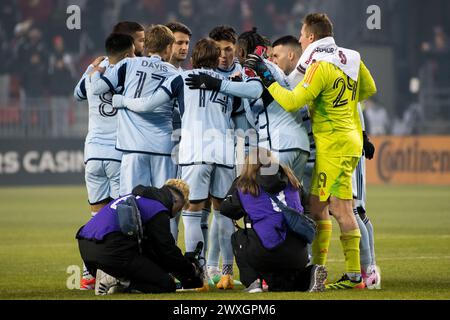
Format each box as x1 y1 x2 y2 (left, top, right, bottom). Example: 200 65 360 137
206 25 246 287
112 38 238 291
112 21 145 57
271 35 302 77
88 25 178 196
166 22 192 70
186 30 310 291
352 103 381 289
244 13 377 289
165 21 193 243
270 35 315 205
74 33 136 290
187 29 310 185
277 34 380 288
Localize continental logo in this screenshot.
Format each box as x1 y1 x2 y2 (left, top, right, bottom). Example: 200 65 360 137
377 139 450 183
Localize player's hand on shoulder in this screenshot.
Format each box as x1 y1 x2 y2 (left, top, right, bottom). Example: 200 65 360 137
112 94 125 109
186 73 222 91
88 66 106 77
91 56 106 67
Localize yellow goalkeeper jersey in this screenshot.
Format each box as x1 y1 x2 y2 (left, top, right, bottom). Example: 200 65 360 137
268 60 376 157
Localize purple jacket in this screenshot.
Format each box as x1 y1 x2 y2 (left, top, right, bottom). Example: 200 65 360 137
238 184 303 250
77 195 169 241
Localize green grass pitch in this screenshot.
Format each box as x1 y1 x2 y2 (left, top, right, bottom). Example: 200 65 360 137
0 185 449 300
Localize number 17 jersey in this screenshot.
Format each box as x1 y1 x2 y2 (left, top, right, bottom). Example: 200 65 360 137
101 55 179 155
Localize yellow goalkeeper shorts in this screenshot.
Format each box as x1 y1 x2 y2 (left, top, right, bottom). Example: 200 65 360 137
310 155 360 201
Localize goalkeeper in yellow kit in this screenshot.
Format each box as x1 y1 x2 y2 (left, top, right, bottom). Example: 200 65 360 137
244 13 377 289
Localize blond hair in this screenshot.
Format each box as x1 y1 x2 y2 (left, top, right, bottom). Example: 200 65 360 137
165 179 190 209
145 24 175 54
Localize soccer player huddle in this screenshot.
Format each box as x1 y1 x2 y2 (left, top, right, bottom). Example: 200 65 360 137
75 13 381 295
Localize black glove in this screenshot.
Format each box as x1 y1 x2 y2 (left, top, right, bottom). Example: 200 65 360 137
363 131 375 159
243 53 275 87
185 73 222 91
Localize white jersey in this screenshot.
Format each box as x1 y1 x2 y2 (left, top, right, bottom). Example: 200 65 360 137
216 62 257 151
220 60 310 153
178 69 235 166
216 61 242 79
116 68 235 167
74 58 122 162
89 55 179 155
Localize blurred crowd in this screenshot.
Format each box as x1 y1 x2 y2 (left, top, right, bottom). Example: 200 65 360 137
0 0 325 102
0 0 326 137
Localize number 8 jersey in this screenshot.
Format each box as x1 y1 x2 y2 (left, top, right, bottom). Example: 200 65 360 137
74 58 122 163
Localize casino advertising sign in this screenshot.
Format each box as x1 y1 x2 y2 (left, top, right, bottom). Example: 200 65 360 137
366 136 450 185
0 138 85 186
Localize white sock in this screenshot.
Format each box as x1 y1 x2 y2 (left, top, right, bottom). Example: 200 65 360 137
182 210 204 255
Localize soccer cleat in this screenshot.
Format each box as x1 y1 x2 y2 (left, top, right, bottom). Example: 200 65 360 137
216 274 234 290
80 276 96 290
325 274 365 290
243 279 263 293
261 279 269 292
364 265 381 290
94 269 128 295
207 266 222 286
307 265 327 292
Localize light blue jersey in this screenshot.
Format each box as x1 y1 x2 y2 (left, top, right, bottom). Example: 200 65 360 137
115 68 236 167
216 62 258 150
89 55 179 155
219 60 310 154
74 59 122 163
74 58 122 204
216 61 242 79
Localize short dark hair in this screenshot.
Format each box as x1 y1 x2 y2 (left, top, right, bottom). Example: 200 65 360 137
105 33 134 56
112 21 144 36
209 25 237 44
237 27 266 56
191 38 220 69
272 35 300 49
166 21 192 37
303 13 334 39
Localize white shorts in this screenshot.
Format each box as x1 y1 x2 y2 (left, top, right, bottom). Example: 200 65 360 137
119 152 177 196
181 164 235 201
352 156 366 210
85 160 121 204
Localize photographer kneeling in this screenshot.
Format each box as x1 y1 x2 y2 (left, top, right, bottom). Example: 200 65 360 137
221 149 327 292
76 179 203 295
